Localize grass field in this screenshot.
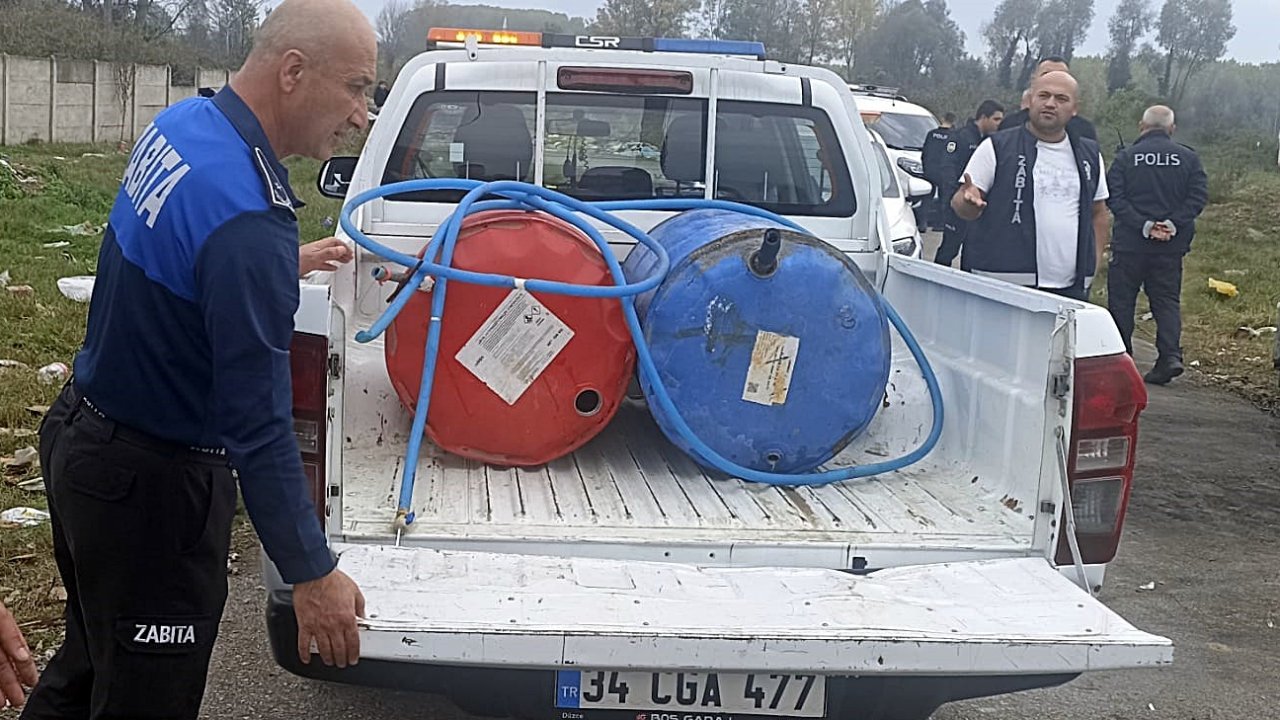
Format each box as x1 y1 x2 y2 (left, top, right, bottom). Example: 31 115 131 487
1 139 1277 670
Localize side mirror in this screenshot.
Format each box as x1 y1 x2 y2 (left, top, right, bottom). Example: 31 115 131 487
318 156 358 199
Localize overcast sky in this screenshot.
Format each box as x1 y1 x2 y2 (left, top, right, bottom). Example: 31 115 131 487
347 0 1278 64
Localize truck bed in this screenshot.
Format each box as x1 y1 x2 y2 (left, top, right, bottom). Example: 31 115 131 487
334 258 1065 569
342 400 1032 555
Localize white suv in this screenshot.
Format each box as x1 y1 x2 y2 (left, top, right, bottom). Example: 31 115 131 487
848 85 938 204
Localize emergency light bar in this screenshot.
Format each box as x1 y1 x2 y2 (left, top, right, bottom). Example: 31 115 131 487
426 27 766 59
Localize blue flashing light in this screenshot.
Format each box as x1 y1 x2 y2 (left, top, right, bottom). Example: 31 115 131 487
652 37 767 59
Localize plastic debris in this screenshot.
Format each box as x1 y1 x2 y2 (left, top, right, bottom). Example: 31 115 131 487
0 270 9 288
55 221 104 236
56 276 95 303
17 477 44 492
1207 278 1238 298
6 285 35 298
1189 360 1201 367
1223 269 1249 276
4 446 38 471
80 152 106 158
0 507 50 528
1235 326 1277 340
37 362 69 385
1140 312 1154 321
26 405 50 415
1137 581 1157 592
0 359 30 370
0 159 39 184
42 241 71 249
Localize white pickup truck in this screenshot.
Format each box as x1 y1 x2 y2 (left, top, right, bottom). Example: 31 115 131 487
268 30 1171 720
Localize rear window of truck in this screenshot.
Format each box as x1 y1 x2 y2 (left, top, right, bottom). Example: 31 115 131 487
381 91 855 217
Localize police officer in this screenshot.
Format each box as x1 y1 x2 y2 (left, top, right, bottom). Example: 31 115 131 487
934 100 1004 267
921 112 956 231
1106 105 1209 385
22 0 376 717
998 57 1098 142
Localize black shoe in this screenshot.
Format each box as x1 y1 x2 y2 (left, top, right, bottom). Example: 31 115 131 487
1143 358 1184 385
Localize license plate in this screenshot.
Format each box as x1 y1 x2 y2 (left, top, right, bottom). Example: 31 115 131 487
555 670 826 718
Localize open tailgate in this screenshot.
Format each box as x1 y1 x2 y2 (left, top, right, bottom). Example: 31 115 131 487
340 544 1171 675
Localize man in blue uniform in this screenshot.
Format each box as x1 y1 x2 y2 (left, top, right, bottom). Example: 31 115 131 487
921 112 957 231
1106 105 1209 385
22 0 376 716
934 100 1004 267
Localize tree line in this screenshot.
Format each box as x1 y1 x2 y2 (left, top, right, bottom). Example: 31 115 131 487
1 0 1276 146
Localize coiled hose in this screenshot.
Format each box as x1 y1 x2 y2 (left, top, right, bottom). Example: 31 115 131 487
338 179 944 527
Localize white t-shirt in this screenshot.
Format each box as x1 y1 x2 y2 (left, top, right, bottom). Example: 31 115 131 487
962 136 1109 288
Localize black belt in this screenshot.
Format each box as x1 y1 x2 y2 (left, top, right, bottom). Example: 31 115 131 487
73 389 229 463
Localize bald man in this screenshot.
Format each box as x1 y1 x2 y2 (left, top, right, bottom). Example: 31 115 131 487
1106 105 1208 384
24 1 375 716
952 71 1109 301
997 56 1098 142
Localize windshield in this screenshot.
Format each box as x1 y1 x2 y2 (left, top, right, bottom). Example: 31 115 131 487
863 111 937 151
382 90 856 217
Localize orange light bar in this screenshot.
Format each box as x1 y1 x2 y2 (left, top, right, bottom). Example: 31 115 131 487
427 27 543 46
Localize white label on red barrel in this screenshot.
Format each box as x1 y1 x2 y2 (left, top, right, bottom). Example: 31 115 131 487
455 289 575 405
742 330 800 406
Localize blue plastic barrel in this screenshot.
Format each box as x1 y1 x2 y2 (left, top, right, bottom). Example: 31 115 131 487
622 209 891 474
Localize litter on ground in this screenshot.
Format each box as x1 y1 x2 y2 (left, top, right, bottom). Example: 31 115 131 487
0 507 50 528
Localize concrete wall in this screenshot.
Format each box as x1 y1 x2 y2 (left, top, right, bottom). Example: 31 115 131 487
0 54 230 146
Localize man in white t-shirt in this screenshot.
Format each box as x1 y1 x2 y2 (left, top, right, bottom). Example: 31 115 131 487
950 71 1110 301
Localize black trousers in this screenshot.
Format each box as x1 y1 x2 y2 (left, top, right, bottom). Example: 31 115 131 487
21 384 237 720
1107 251 1184 361
934 207 967 266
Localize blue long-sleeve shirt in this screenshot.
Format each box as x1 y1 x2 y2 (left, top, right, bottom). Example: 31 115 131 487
73 87 335 584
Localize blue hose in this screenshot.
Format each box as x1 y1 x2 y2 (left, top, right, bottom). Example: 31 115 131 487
338 179 944 524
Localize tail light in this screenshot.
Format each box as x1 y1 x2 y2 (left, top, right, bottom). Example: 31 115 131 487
1055 354 1148 565
290 331 329 530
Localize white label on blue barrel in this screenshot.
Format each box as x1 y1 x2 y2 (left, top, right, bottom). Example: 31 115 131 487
455 289 575 405
742 330 800 406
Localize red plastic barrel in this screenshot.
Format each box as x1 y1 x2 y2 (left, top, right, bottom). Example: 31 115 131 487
385 210 634 467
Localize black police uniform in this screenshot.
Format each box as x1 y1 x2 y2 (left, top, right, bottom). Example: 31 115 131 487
921 125 953 230
934 121 983 266
1105 129 1209 374
23 87 333 719
998 109 1098 142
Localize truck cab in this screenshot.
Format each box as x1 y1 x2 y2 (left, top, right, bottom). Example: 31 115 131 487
273 29 1171 720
